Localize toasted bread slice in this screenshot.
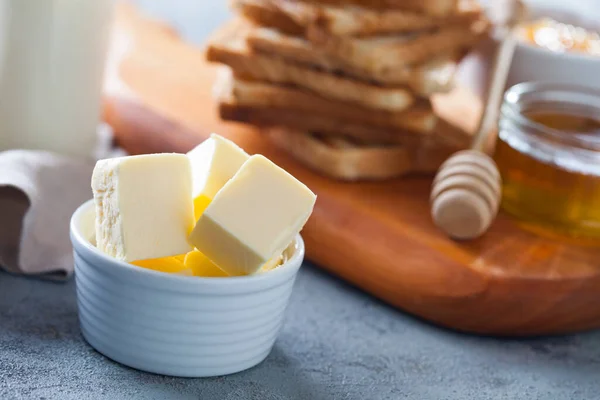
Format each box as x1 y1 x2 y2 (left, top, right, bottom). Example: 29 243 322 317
230 0 304 36
220 102 407 144
246 25 466 85
267 127 415 181
303 18 489 73
214 68 471 147
220 103 408 145
206 20 455 99
219 102 470 149
215 68 437 134
267 127 458 181
207 21 416 110
299 0 459 17
234 0 482 37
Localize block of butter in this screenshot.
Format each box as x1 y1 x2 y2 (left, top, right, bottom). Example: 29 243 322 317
91 153 195 262
188 154 316 275
187 134 249 219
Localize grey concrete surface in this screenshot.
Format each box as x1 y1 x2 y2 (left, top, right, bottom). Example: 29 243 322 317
3 1 600 399
2 265 600 400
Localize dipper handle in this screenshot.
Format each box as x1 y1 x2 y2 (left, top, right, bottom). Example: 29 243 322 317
431 0 524 240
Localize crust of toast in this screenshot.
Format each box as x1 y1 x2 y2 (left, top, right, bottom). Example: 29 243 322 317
217 70 437 134
266 126 459 181
230 0 304 36
247 22 480 78
219 101 471 151
304 18 489 72
220 98 469 143
206 20 456 98
298 0 459 17
220 102 407 144
207 21 416 110
234 0 481 37
246 27 460 86
267 127 415 180
214 68 470 147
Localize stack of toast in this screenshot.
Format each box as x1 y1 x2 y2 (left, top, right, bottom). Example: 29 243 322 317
206 0 489 181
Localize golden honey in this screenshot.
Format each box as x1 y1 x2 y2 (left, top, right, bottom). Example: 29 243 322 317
495 83 600 240
519 17 600 57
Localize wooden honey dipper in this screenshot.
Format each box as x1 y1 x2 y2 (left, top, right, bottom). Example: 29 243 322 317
431 0 525 240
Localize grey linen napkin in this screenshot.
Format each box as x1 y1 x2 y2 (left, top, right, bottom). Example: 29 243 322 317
0 126 125 280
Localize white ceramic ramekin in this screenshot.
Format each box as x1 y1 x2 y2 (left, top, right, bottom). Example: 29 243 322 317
69 200 304 377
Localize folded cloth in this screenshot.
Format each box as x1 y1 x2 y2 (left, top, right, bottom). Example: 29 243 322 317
0 125 126 280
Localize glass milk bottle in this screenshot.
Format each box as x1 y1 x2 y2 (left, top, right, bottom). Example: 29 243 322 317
0 0 114 158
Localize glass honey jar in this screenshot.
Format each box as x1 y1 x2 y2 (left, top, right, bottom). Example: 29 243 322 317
495 82 600 241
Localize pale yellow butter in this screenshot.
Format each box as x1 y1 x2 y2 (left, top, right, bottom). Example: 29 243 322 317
188 154 316 275
91 153 195 262
187 133 249 202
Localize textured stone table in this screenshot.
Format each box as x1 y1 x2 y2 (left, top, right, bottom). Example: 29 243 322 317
3 265 600 400
3 1 600 399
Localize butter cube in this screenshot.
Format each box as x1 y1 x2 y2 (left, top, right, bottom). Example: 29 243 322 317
187 134 249 219
91 154 195 262
188 155 316 275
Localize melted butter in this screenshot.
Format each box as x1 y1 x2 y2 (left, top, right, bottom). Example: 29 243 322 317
193 194 212 221
131 254 191 275
184 249 229 277
132 250 286 277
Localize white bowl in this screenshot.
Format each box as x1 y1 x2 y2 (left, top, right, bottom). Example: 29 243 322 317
457 0 600 96
69 200 304 377
507 2 600 89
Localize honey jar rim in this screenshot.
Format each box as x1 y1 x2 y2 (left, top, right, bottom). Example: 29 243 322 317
502 82 600 152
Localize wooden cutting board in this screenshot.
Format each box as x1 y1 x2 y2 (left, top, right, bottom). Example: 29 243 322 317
103 5 600 336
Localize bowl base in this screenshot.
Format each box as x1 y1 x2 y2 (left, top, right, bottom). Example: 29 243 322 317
80 325 272 378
